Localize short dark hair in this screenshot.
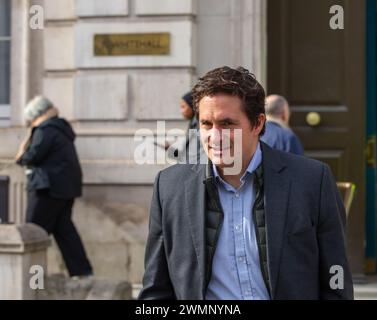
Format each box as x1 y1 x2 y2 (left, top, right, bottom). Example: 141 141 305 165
192 66 266 135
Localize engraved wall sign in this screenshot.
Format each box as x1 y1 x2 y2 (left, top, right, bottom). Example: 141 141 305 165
94 33 170 56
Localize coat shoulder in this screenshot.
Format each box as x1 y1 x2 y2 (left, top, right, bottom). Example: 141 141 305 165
281 151 324 171
159 163 202 181
156 164 204 196
33 123 59 138
264 145 326 179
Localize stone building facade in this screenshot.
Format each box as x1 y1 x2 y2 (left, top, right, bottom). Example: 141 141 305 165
0 0 266 284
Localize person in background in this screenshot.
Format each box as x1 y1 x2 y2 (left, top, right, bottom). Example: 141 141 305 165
15 96 93 279
180 91 195 123
180 92 201 159
260 94 304 155
165 91 206 163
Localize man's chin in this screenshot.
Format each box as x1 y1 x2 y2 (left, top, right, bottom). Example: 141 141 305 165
208 155 235 168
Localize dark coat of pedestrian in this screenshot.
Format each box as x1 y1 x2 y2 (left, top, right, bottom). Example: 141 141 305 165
16 96 93 278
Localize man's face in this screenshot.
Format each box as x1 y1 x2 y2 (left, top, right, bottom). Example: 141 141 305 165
180 99 194 120
199 94 265 172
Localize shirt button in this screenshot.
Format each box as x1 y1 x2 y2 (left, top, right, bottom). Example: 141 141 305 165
238 256 245 262
235 225 241 231
235 193 240 198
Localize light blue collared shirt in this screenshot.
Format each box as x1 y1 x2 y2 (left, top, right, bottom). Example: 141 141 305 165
205 142 270 300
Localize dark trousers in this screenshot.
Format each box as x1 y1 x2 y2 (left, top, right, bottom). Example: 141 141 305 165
26 190 93 277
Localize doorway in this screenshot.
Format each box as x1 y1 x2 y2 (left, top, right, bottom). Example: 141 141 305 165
267 0 367 274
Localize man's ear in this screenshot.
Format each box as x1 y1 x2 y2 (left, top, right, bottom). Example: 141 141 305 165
281 103 290 125
254 114 266 135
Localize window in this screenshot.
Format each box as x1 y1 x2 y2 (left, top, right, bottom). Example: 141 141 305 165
0 0 11 124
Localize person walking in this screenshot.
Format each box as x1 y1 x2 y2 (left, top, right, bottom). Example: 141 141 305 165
15 96 93 278
139 67 353 300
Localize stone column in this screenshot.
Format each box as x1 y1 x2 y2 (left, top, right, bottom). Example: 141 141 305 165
230 0 267 87
241 0 267 88
0 223 50 300
0 162 27 224
196 0 267 86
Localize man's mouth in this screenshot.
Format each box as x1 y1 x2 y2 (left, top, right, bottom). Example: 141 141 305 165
209 146 230 155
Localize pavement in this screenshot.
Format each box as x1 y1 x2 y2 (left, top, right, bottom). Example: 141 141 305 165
353 275 377 300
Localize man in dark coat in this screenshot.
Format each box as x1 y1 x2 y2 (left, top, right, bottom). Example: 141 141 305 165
16 96 93 278
138 67 353 300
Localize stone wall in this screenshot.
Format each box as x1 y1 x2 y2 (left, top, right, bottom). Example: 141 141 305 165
0 163 152 284
0 0 267 286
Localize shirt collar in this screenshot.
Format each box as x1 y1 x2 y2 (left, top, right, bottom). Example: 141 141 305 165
212 141 262 184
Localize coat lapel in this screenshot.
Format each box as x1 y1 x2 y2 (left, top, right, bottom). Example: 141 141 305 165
261 142 291 299
184 164 207 299
183 145 291 299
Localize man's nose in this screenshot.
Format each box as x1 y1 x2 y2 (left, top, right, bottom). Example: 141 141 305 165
208 127 222 145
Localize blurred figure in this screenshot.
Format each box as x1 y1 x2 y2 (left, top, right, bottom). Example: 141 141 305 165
166 91 206 163
180 91 195 121
260 94 304 155
180 92 200 158
15 96 93 278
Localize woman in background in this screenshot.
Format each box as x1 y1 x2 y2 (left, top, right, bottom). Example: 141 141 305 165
15 96 93 279
164 91 206 163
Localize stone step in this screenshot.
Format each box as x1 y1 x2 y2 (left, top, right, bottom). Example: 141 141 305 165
132 283 142 300
354 285 377 300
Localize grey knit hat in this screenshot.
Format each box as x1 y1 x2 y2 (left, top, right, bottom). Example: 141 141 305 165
23 96 53 122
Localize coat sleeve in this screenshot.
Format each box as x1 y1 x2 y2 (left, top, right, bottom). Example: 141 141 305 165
17 128 54 166
318 164 354 300
138 171 176 300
